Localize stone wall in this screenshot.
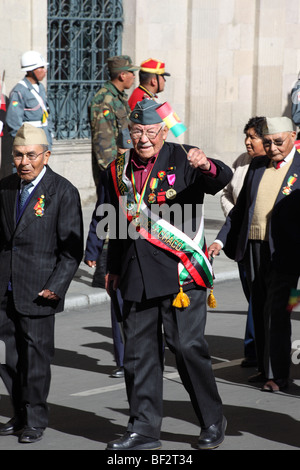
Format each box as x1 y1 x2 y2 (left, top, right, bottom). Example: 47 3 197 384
122 0 300 164
1 0 300 203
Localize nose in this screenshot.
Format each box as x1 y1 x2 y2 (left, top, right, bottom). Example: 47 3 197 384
140 131 149 143
20 154 31 164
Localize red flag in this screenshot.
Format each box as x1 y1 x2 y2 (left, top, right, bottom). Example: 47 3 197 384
0 71 6 112
0 71 5 137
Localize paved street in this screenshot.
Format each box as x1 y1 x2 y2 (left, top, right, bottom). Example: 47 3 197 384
0 196 299 453
0 278 299 452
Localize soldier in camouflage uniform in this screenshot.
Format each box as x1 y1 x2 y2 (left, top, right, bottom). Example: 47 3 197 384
89 55 139 186
86 56 139 377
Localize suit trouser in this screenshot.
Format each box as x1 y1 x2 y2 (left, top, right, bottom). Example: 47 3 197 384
123 288 223 439
0 292 55 428
110 289 124 367
244 241 298 379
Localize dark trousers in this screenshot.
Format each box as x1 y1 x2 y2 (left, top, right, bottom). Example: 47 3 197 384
244 241 298 379
111 289 124 367
0 292 55 428
123 289 223 439
238 262 256 360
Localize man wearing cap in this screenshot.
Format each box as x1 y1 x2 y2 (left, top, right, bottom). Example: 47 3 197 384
6 50 53 150
128 58 170 110
0 123 83 443
104 99 232 450
209 117 300 393
89 55 139 186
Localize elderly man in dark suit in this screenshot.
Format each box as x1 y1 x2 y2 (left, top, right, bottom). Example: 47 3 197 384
209 117 300 393
0 123 83 443
104 99 232 450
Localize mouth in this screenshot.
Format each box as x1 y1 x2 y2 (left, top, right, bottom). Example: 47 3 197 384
138 143 153 151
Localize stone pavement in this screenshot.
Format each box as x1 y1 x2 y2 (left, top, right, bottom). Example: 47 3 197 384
1 194 300 452
65 193 239 311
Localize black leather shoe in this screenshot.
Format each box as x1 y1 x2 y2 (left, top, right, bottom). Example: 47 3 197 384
19 426 44 443
197 416 227 450
0 417 23 436
106 432 162 450
111 367 124 378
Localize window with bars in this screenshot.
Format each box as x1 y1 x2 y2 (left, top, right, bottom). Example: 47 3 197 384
47 0 123 140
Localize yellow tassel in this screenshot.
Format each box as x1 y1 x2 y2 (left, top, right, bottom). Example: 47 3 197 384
207 289 217 308
172 287 190 309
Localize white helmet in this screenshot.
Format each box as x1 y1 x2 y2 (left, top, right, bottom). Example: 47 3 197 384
21 50 48 71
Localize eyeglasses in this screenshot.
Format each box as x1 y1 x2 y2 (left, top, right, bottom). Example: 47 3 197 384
130 125 164 140
12 150 46 161
263 136 289 148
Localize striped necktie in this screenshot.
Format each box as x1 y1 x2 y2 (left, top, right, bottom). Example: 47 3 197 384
19 182 33 209
276 160 285 169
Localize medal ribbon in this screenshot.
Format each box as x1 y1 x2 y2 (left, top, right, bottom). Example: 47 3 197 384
130 165 154 216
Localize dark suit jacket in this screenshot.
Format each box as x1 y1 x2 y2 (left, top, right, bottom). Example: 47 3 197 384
0 165 84 316
217 149 300 274
107 142 233 302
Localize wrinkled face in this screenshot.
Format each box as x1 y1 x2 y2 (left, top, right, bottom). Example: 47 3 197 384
130 123 169 160
244 127 265 158
263 131 296 162
13 144 50 182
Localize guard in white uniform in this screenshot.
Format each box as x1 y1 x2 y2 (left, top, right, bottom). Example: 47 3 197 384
6 51 53 149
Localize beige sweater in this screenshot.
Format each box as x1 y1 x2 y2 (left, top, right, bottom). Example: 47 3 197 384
249 159 293 241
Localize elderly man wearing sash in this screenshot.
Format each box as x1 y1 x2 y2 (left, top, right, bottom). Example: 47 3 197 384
105 99 233 450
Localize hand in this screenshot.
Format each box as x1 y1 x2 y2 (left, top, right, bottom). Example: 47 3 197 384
208 242 222 258
38 289 60 301
85 259 97 268
187 148 211 171
105 273 120 295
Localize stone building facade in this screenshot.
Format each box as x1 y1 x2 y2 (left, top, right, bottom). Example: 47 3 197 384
1 0 300 203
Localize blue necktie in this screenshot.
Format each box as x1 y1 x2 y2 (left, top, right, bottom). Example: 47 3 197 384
19 182 33 209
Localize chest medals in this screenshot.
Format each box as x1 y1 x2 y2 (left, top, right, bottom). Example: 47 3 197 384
147 168 177 204
130 162 178 228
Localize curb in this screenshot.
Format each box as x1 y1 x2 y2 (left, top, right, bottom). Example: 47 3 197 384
64 291 110 311
64 270 239 312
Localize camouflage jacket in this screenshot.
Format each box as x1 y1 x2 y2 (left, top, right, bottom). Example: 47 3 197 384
89 81 131 179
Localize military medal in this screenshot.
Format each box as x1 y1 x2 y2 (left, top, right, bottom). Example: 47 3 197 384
166 173 177 199
282 173 298 195
166 188 177 200
127 200 135 211
34 195 45 217
132 214 140 225
148 193 156 203
148 177 158 204
157 170 166 180
157 191 166 204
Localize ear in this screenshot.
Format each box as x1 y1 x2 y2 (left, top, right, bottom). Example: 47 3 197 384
162 125 169 140
150 76 158 87
43 150 51 165
119 71 127 82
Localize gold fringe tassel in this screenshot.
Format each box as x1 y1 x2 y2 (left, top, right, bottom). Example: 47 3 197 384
207 289 217 308
172 287 190 309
